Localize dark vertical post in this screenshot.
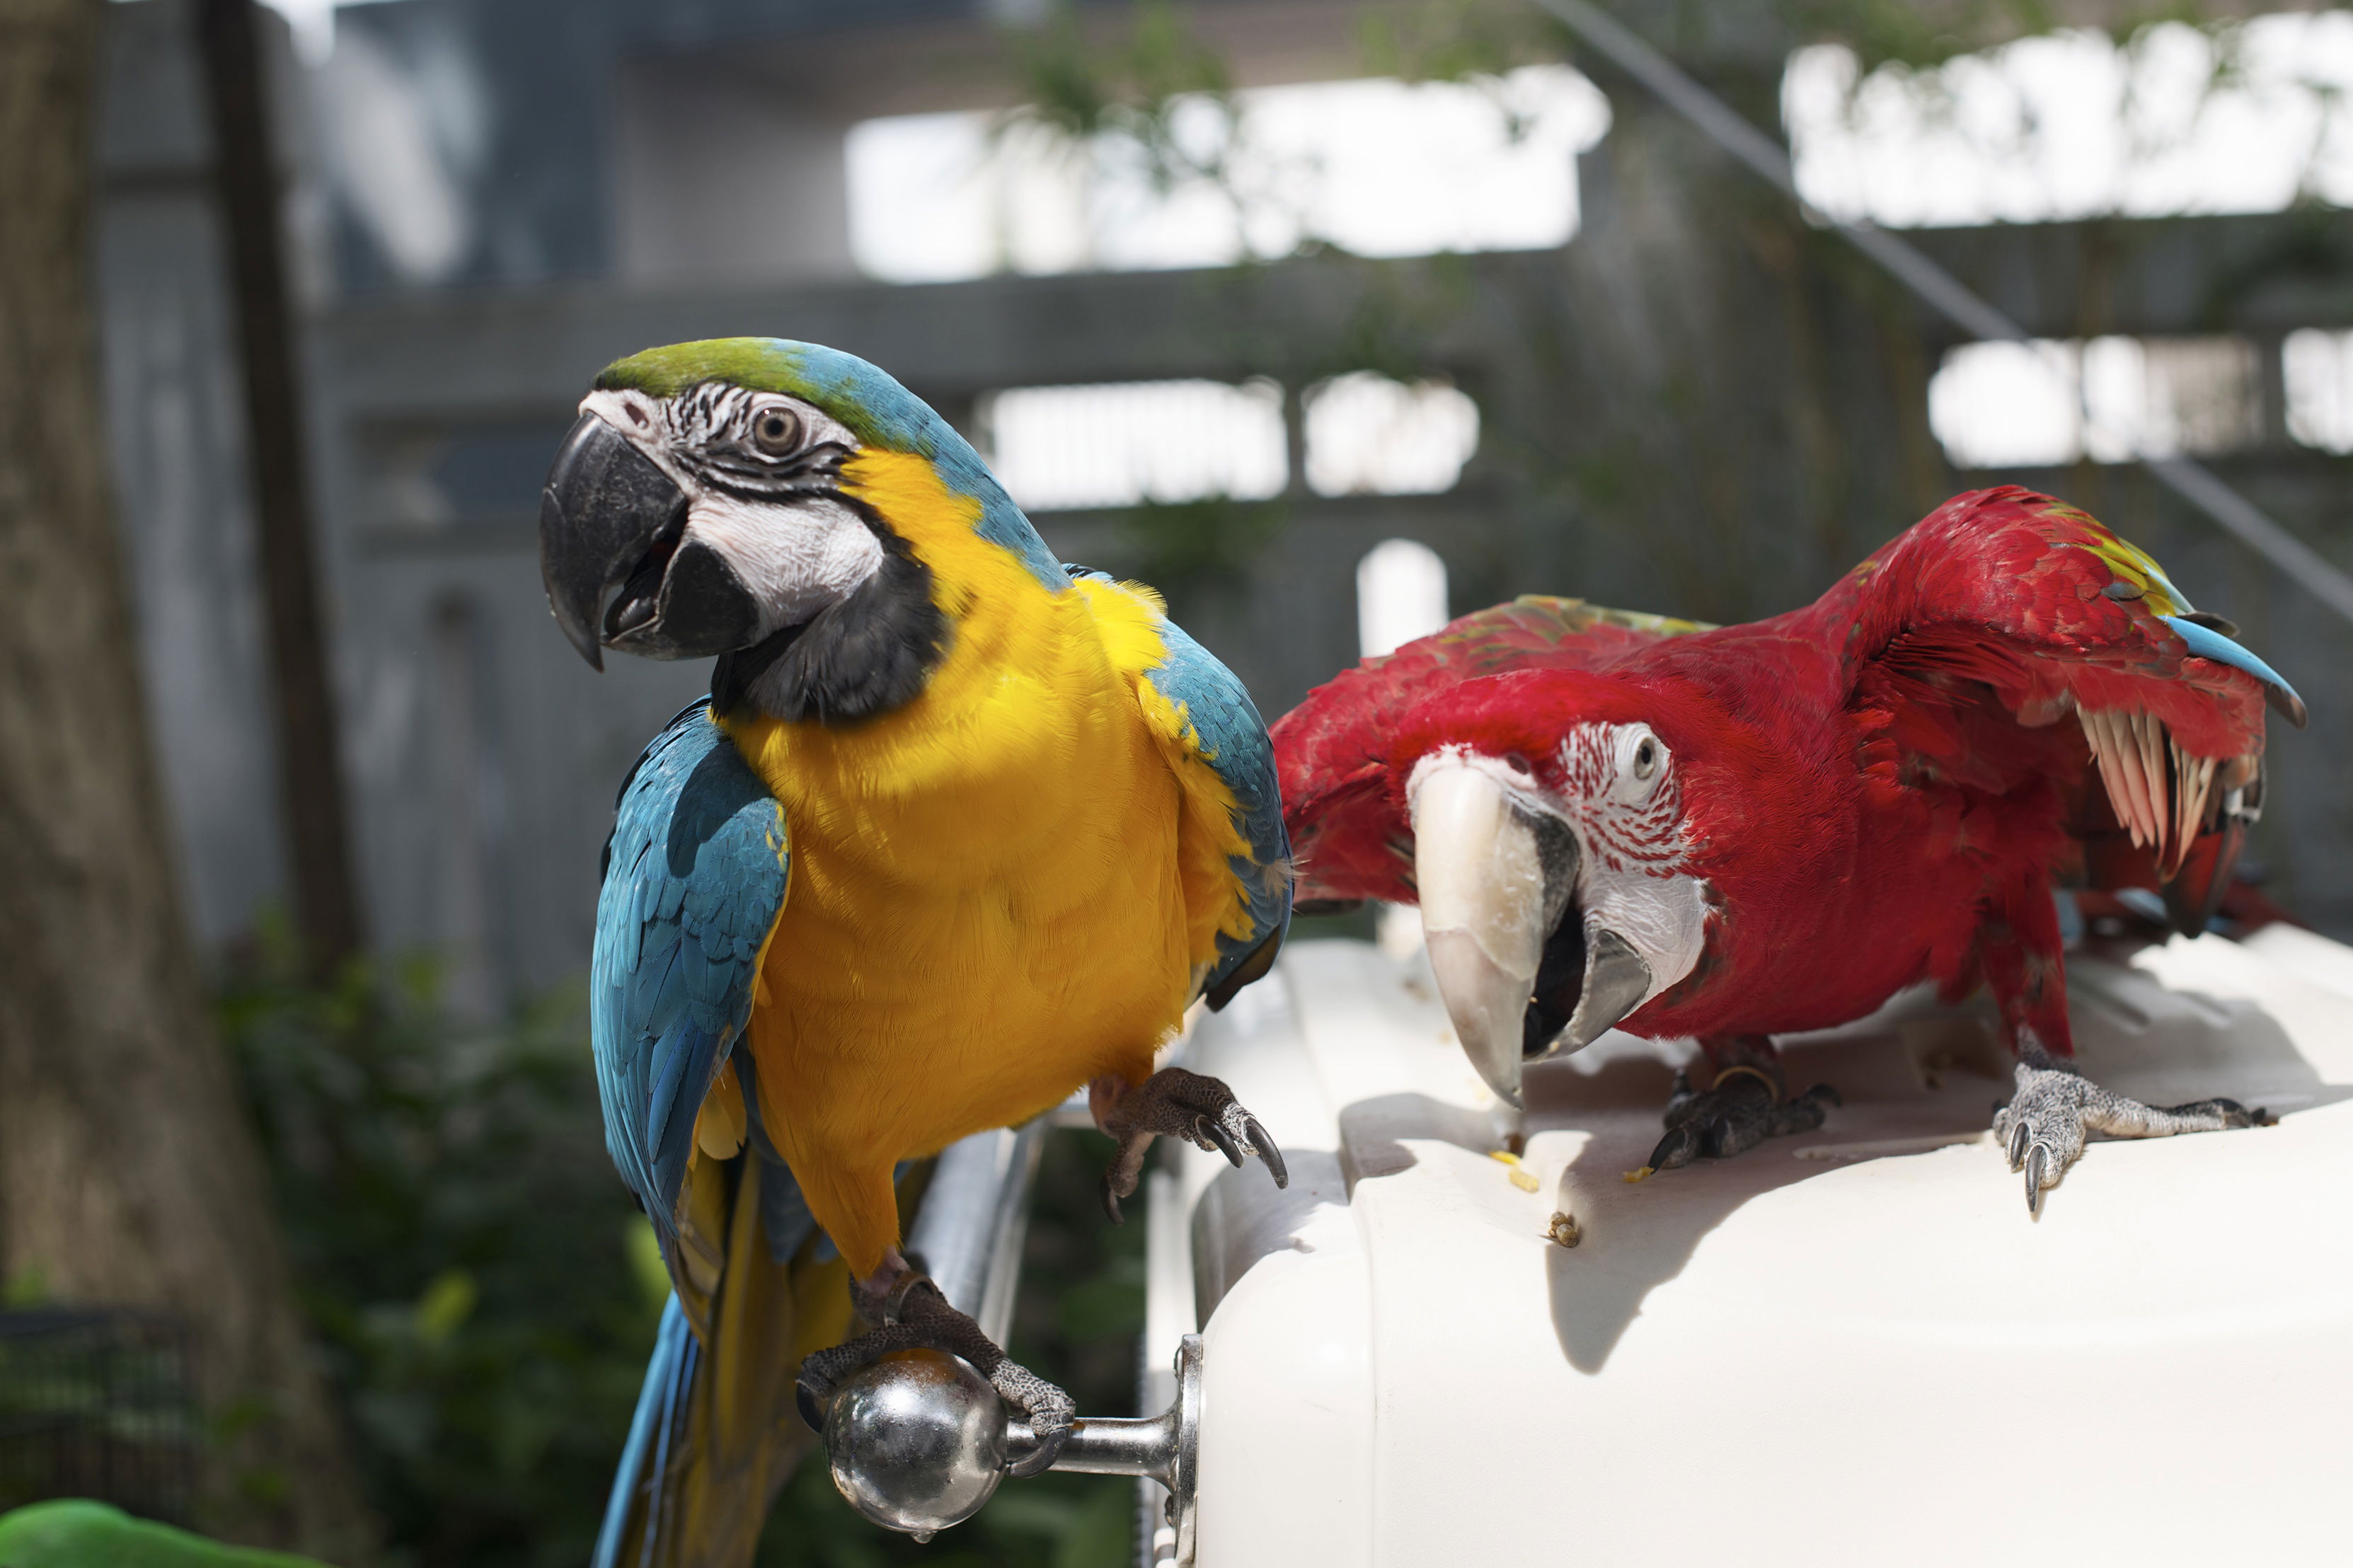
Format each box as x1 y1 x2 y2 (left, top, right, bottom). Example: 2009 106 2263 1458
192 0 362 976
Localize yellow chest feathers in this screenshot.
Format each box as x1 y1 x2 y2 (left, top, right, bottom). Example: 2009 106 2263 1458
715 454 1221 1217
720 451 1187 900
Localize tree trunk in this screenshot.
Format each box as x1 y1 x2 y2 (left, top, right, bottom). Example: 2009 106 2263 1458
0 0 374 1555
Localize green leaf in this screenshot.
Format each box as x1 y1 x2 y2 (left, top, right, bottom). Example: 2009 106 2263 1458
413 1269 478 1347
623 1218 672 1315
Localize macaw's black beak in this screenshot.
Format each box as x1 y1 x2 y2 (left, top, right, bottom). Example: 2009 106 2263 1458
538 413 758 669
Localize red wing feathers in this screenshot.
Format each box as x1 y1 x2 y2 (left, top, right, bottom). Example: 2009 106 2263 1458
1838 486 2277 878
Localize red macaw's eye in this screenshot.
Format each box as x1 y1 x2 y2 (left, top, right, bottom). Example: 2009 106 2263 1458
1632 738 1659 780
752 408 802 455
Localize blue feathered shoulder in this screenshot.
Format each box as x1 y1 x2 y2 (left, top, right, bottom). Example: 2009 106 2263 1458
1144 606 1294 1005
593 703 788 1230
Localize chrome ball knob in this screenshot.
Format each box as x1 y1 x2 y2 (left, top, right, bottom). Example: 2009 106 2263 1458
824 1348 1008 1538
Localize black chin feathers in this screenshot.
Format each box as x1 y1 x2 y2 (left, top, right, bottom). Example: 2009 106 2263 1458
711 526 948 725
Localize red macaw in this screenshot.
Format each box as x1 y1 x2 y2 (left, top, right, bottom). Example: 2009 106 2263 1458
1274 488 2303 1212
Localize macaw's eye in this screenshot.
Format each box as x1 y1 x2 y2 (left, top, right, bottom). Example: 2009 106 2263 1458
752 408 802 455
1631 737 1659 781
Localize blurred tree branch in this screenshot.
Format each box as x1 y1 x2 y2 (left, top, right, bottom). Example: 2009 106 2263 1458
0 0 372 1553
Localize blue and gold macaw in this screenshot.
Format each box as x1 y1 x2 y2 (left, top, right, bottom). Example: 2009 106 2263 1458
538 339 1292 1567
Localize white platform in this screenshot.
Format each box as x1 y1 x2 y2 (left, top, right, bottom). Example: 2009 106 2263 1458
1147 928 2353 1567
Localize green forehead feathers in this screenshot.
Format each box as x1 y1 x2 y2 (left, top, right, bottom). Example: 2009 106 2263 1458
593 337 1066 591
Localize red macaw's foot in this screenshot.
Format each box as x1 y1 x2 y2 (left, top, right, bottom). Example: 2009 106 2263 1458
1092 1066 1289 1223
795 1266 1074 1477
1639 1039 1841 1177
1993 1044 2276 1218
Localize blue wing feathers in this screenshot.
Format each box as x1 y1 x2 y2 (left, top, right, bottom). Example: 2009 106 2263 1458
1139 611 1294 996
592 705 790 1238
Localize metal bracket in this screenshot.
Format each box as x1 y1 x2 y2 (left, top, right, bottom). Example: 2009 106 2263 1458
822 1333 1204 1552
1009 1333 1200 1562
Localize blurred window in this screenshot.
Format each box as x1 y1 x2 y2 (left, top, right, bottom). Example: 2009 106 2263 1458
979 379 1286 512
1928 335 2261 468
2284 328 2353 453
368 420 575 530
1786 15 2353 226
1305 374 1479 497
846 66 1609 283
1357 538 1450 659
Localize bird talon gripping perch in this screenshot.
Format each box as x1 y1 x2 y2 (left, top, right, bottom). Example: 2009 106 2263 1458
1094 1067 1288 1223
1993 1048 2271 1218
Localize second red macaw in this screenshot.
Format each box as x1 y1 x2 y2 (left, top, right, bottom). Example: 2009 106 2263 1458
1274 487 2303 1213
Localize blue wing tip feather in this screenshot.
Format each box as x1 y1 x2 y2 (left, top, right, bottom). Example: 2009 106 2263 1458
2158 614 2306 725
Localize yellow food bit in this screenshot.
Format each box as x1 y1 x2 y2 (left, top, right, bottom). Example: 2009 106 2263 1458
1621 1166 1655 1184
1489 1149 1541 1192
1544 1212 1581 1247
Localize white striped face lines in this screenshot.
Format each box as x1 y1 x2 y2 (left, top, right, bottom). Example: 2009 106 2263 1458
1552 720 1694 879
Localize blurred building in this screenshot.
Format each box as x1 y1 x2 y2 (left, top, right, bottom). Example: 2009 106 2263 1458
96 0 2353 1008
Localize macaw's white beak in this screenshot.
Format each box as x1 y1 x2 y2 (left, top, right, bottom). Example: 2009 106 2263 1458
1410 756 1667 1107
1410 758 1577 1109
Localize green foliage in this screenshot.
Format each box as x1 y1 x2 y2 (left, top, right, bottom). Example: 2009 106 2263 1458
1787 0 2063 72
1120 495 1286 615
1358 0 1573 100
223 923 1148 1568
1006 1 1236 193
220 930 657 1568
0 1500 333 1568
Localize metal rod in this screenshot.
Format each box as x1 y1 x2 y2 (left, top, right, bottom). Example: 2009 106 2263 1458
1535 0 2353 629
903 1117 1049 1339
1007 1334 1200 1564
975 1119 1047 1345
1010 1411 1180 1487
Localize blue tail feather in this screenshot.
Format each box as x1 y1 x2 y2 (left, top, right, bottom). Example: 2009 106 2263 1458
594 1293 697 1568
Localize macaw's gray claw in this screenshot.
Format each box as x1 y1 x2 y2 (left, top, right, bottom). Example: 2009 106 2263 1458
1242 1116 1289 1188
1093 1065 1289 1206
1647 1120 1704 1172
1642 1046 1836 1175
1996 1052 2274 1219
1198 1114 1246 1168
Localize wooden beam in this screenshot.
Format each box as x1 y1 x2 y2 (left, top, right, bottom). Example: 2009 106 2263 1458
193 0 362 975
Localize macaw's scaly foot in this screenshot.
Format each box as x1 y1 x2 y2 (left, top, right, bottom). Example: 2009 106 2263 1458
1993 1047 2274 1218
1637 1053 1840 1179
1093 1066 1288 1223
795 1273 1074 1477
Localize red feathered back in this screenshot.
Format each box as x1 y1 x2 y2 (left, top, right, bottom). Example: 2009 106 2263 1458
1274 596 1713 903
